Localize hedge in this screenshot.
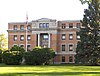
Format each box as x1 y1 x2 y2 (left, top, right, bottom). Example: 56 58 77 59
2 51 23 65
24 48 55 65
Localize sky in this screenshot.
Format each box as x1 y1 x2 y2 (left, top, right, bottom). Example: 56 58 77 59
0 0 88 36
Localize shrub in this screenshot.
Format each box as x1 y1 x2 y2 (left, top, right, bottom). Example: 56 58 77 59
24 47 55 65
0 50 2 63
2 51 22 65
10 45 25 53
2 46 24 65
24 51 36 65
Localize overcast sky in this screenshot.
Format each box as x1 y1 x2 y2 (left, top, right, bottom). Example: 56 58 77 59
0 0 88 36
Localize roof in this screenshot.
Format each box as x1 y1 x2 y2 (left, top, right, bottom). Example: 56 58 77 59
8 22 32 24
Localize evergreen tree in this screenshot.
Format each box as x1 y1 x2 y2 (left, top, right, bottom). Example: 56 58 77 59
75 0 100 65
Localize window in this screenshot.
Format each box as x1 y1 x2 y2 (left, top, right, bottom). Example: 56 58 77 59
69 34 73 40
46 23 49 28
62 26 66 29
76 23 80 28
27 25 31 30
20 25 24 30
27 45 31 51
14 35 17 41
77 35 80 40
69 56 73 62
43 35 48 40
39 23 42 28
39 23 49 28
20 35 24 41
69 23 73 28
62 34 66 40
62 24 66 29
13 25 17 30
62 45 65 51
69 44 73 51
20 45 24 48
62 56 65 62
27 35 31 41
43 23 46 28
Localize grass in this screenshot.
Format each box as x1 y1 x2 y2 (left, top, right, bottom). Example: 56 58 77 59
0 63 100 76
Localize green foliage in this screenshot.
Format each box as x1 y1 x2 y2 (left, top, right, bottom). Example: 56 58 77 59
75 0 100 65
24 47 55 65
0 33 7 51
0 50 2 63
2 51 23 65
80 0 93 4
10 45 25 53
2 46 25 65
0 64 100 76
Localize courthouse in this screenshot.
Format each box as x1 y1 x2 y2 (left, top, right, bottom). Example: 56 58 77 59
8 18 81 64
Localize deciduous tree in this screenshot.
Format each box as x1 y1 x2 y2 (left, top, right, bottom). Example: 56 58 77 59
0 33 7 51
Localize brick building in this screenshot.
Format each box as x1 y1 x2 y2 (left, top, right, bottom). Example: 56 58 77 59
8 18 81 64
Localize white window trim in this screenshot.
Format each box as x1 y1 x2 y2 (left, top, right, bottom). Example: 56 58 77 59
68 43 74 52
61 43 66 52
62 34 66 40
69 34 73 40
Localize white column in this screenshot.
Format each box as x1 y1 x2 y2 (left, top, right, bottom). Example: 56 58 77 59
48 34 50 48
38 34 40 46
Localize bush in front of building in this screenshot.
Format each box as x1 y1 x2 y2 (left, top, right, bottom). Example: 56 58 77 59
24 47 55 65
2 51 22 65
2 45 25 65
10 45 25 54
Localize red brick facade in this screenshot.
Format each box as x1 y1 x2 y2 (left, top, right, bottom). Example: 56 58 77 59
8 18 81 64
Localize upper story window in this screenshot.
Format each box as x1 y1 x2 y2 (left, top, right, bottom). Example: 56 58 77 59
77 35 80 40
69 34 73 40
69 23 73 28
43 35 48 40
46 23 49 28
13 25 17 30
27 25 31 30
62 34 66 40
20 35 24 41
76 23 80 28
39 23 49 28
13 35 17 41
39 23 42 28
69 44 73 51
62 26 66 29
62 23 66 29
20 25 24 30
43 23 46 28
62 44 65 51
27 35 31 41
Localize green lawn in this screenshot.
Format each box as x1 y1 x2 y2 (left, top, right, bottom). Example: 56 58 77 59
0 64 100 76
